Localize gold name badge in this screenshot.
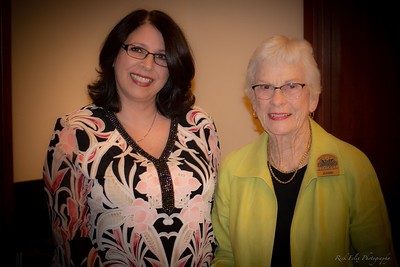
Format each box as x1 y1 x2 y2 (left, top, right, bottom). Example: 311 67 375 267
317 154 340 176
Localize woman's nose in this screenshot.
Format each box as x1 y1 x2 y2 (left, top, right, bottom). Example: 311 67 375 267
141 54 155 69
270 89 286 105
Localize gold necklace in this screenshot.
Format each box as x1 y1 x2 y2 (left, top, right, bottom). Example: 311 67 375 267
136 111 157 142
267 127 312 184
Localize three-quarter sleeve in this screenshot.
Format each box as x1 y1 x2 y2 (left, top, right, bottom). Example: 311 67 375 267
43 117 92 266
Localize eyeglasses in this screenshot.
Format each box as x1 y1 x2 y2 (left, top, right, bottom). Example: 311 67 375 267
121 44 168 67
251 82 306 100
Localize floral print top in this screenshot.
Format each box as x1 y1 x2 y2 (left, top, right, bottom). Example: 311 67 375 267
43 104 221 266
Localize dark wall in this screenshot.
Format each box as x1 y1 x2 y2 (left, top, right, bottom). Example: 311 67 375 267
14 180 52 266
304 0 400 260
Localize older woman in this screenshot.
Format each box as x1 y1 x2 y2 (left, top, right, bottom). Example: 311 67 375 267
211 35 396 266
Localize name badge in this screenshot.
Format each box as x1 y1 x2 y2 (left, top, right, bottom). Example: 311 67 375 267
317 154 340 176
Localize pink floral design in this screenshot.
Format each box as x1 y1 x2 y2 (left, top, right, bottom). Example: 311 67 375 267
57 126 78 156
169 164 201 206
136 166 162 204
180 195 205 230
123 198 157 233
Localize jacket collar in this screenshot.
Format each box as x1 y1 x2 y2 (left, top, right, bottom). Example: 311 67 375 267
301 119 344 192
232 119 344 191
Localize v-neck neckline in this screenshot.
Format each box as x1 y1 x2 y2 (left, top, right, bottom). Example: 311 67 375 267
105 109 178 163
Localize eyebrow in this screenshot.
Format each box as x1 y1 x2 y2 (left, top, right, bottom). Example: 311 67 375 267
128 42 166 53
254 79 299 85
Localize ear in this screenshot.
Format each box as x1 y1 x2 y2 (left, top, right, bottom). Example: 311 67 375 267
309 92 320 113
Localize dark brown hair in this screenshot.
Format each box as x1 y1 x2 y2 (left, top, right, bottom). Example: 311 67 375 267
88 9 195 117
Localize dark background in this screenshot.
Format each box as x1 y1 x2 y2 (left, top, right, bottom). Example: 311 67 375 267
305 0 399 260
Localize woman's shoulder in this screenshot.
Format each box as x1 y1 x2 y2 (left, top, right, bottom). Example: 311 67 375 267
313 121 373 172
335 137 371 166
54 104 108 129
320 126 369 162
181 106 216 126
59 104 104 120
188 105 213 117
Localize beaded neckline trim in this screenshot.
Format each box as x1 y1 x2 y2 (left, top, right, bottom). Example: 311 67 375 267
105 109 178 214
105 109 178 162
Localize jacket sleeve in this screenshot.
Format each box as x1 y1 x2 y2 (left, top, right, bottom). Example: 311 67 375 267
346 148 398 267
211 158 235 267
42 117 92 266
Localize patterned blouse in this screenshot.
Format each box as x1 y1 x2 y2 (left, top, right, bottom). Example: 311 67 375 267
43 104 221 266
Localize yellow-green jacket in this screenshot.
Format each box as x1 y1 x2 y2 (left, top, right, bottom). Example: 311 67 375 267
212 120 397 267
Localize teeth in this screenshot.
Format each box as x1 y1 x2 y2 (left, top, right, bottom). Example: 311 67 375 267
270 113 290 118
130 73 153 83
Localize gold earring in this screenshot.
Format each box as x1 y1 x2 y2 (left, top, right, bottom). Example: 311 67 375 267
309 112 314 119
252 111 257 118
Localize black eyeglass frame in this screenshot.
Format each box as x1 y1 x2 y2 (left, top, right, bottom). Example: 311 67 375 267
121 44 168 67
251 82 306 99
251 82 306 91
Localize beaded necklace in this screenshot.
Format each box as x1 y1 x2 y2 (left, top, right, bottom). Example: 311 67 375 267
267 126 312 184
